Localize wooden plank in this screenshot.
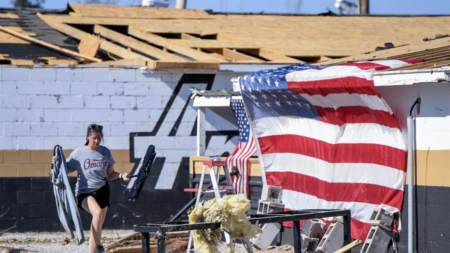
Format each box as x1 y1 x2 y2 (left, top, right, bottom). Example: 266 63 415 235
260 48 303 63
78 34 100 57
333 240 362 253
104 232 141 251
69 3 211 19
387 45 450 59
181 33 198 40
0 24 101 63
150 61 220 70
90 58 149 67
321 38 450 65
206 48 262 62
93 25 187 62
68 12 80 17
190 156 261 176
37 13 154 63
43 13 450 61
223 48 262 62
45 59 79 66
0 30 28 44
10 59 34 67
167 38 257 49
206 52 229 61
241 48 302 63
3 26 36 36
0 13 19 19
128 26 221 62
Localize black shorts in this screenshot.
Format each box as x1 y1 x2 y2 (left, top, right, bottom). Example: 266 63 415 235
77 183 110 210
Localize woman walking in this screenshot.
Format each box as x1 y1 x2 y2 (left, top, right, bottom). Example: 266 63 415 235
66 124 130 253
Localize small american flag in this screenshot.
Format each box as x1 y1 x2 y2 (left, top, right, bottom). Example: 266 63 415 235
239 60 420 240
227 99 257 197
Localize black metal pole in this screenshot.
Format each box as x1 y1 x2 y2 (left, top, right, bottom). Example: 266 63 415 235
293 221 302 253
343 210 352 253
157 233 166 253
135 210 352 253
142 232 150 253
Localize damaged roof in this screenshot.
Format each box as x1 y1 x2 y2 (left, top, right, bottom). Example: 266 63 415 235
1 3 450 70
319 34 450 71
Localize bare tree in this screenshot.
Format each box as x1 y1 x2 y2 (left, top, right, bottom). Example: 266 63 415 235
12 0 45 8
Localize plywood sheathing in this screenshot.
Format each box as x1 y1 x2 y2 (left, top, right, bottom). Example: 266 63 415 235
321 37 450 64
78 34 101 57
320 36 450 71
0 30 29 44
69 3 211 19
0 26 39 44
0 12 19 19
44 7 450 59
37 13 223 67
2 26 36 36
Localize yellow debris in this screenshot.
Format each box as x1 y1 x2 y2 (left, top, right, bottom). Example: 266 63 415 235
188 194 261 253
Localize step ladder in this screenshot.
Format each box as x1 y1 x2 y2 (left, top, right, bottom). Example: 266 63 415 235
186 159 253 253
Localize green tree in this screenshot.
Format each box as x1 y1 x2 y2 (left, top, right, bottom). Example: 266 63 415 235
12 0 45 8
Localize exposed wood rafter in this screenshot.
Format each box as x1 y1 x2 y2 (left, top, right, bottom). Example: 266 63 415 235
321 38 450 65
93 25 187 62
181 33 198 40
37 13 153 63
206 48 262 63
128 26 221 62
240 48 302 63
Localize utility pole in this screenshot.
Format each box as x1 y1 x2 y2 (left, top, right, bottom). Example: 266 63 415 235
175 0 186 9
359 0 369 14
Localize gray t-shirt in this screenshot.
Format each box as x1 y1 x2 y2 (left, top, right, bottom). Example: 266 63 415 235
66 145 115 195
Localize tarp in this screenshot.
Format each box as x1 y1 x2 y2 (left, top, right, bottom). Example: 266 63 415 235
51 145 85 245
238 60 418 240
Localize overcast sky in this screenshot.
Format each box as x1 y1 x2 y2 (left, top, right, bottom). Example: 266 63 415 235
1 0 449 15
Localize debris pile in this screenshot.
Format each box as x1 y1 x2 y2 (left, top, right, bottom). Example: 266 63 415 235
103 232 188 253
188 194 261 253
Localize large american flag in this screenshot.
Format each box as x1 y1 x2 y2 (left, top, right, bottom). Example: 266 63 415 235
239 60 420 240
226 99 257 197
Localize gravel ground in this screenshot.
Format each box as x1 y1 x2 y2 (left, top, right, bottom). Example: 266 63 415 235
0 230 134 253
0 230 294 253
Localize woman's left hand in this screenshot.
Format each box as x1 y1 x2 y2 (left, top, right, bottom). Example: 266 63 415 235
121 173 130 182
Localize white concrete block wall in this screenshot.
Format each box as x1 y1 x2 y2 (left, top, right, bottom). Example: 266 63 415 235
378 82 450 151
0 66 240 189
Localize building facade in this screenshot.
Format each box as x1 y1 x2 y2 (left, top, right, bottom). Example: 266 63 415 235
0 65 242 231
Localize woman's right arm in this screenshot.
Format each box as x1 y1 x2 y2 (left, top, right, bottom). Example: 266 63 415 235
66 150 78 174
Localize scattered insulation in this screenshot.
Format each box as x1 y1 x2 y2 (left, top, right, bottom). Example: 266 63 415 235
188 194 261 253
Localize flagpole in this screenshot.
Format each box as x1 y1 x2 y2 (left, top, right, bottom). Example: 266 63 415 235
407 97 420 253
406 115 414 253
